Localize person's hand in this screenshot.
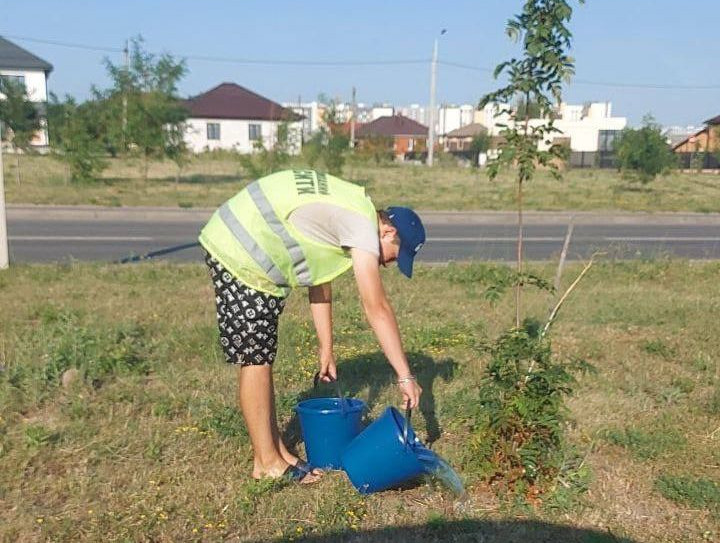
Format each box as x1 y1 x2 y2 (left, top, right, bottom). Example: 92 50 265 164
317 349 337 383
398 377 422 409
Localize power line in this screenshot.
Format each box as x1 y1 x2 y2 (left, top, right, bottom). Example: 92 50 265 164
437 60 720 90
3 34 122 53
2 34 428 66
5 33 720 90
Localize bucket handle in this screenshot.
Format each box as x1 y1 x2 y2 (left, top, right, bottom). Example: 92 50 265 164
402 405 412 447
313 371 347 415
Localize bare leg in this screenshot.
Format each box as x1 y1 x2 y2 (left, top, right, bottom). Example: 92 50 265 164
236 365 320 482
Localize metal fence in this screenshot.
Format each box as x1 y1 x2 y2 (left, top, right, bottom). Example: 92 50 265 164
569 151 617 169
675 152 720 170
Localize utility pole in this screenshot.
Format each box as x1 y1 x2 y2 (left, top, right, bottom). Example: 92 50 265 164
427 30 445 166
350 86 356 148
0 123 8 269
122 39 129 151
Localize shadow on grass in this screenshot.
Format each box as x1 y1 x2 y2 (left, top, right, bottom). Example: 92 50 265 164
259 519 638 543
101 174 245 185
611 182 653 193
282 351 457 452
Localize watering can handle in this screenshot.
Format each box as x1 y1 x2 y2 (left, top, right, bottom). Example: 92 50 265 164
402 405 412 446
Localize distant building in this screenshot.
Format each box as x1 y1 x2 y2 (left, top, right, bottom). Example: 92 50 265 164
183 83 302 154
475 101 626 167
0 36 53 148
355 115 428 159
398 103 477 136
664 125 703 148
371 105 394 120
443 123 488 152
671 115 720 170
283 101 326 140
672 115 720 153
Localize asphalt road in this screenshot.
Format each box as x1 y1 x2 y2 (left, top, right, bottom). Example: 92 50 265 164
6 205 720 264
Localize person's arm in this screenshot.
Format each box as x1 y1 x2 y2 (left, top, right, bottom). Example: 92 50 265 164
308 282 337 382
350 248 422 408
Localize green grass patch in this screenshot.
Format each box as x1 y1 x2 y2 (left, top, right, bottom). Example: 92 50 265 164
707 384 720 415
1 260 719 541
602 424 687 460
5 154 720 212
655 475 720 510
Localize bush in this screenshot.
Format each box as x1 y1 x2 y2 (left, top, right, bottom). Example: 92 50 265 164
467 319 593 490
238 141 289 179
47 94 108 183
614 114 676 183
352 135 394 165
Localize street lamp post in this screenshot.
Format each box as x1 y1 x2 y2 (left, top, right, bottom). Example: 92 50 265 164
427 29 446 167
0 124 8 269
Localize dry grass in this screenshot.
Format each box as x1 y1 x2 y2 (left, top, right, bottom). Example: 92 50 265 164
0 259 719 542
4 153 720 212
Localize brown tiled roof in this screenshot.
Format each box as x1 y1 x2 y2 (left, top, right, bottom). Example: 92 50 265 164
704 115 720 125
356 115 428 137
445 122 487 138
183 82 298 121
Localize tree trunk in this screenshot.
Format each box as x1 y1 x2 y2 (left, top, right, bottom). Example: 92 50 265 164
143 152 149 183
515 92 531 328
15 152 21 186
516 178 523 328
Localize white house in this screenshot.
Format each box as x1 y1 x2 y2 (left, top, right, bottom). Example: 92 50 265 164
0 36 53 148
478 101 626 154
183 83 302 154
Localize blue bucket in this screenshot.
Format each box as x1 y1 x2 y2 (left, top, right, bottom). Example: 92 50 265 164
295 397 365 469
341 406 425 494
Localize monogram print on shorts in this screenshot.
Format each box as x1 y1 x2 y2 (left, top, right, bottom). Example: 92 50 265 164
205 252 286 366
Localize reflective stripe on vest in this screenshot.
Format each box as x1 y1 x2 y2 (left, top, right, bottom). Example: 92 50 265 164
218 202 287 286
247 182 313 286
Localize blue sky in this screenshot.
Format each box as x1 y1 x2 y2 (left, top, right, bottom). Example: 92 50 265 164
2 0 718 126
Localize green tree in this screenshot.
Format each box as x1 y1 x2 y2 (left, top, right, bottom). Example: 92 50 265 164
321 104 349 175
0 77 42 184
469 130 491 167
470 0 593 497
614 114 676 183
97 36 188 180
354 135 394 165
480 0 581 325
299 103 348 175
514 97 543 119
47 94 107 183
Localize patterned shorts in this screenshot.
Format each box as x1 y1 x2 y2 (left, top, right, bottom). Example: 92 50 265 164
205 253 287 366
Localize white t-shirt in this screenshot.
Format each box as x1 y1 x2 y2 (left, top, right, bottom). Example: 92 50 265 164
288 203 379 256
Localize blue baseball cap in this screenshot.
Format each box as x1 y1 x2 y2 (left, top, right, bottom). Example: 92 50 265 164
386 206 426 278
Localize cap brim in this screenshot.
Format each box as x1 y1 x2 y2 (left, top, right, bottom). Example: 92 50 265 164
397 246 415 278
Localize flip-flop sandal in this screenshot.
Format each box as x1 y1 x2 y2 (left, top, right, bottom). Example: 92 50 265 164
282 463 321 484
283 463 307 482
293 459 314 475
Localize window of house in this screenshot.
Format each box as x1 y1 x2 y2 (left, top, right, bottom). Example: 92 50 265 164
207 122 220 140
1 74 26 87
249 123 262 141
598 130 620 152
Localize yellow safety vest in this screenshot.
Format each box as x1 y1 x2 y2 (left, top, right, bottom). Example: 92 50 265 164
199 169 378 297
